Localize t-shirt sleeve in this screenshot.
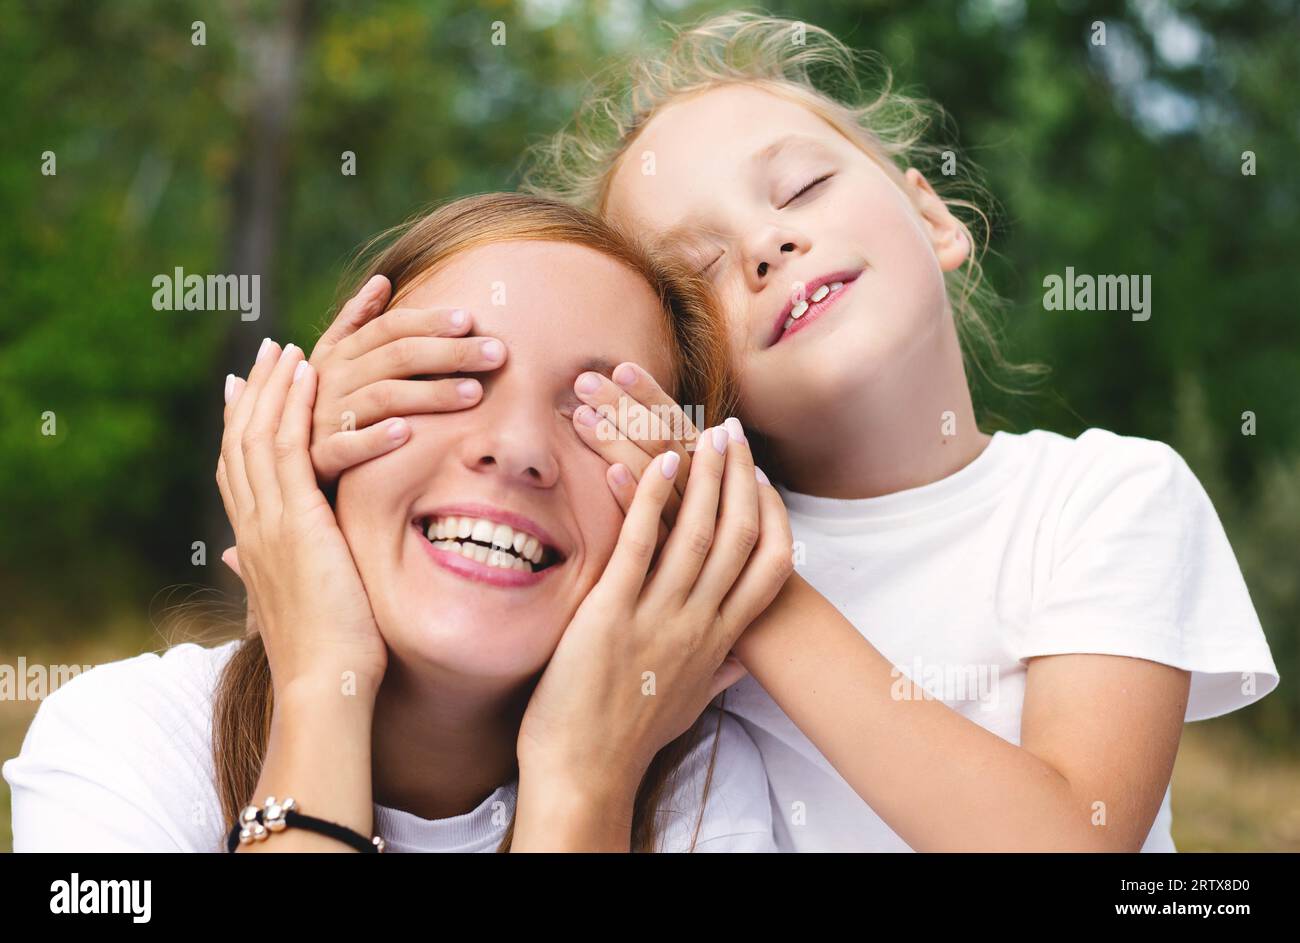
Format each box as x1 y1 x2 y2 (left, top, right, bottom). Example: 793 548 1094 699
1011 429 1279 721
2 646 227 852
652 707 777 852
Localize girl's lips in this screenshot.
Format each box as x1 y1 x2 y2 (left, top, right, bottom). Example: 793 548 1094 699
771 272 861 346
414 525 559 588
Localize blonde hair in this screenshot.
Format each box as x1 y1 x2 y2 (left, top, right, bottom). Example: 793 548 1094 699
522 11 1044 409
213 192 739 853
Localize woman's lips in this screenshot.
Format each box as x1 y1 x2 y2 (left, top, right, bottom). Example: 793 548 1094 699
771 273 860 346
414 525 558 588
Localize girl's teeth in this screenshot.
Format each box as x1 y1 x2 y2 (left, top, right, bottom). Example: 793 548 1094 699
471 519 495 543
830 281 843 291
456 518 472 539
811 284 829 302
791 300 809 319
783 316 795 332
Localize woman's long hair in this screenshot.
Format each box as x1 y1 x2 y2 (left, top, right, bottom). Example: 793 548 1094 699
212 192 741 852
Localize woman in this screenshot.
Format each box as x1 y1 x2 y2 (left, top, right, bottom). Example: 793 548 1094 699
3 193 793 852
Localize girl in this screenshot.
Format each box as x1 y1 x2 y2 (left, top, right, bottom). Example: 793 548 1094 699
301 14 1278 851
522 13 1280 851
2 193 792 852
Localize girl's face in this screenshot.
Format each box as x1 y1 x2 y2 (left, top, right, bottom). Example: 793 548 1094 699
335 240 674 683
605 84 967 435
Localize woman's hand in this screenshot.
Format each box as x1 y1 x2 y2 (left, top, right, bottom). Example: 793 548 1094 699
512 418 793 849
220 276 509 593
217 338 387 699
306 274 508 485
570 361 701 526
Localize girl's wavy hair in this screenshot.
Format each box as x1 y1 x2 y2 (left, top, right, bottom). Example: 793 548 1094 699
522 11 1045 425
208 192 740 853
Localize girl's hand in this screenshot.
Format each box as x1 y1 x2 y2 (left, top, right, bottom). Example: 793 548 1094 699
217 339 388 698
514 418 793 834
571 361 700 526
306 274 508 484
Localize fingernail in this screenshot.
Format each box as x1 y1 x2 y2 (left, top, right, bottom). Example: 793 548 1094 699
257 337 274 361
449 308 468 328
224 374 237 403
576 372 601 394
711 426 728 453
481 339 503 362
456 379 479 400
280 342 298 361
293 360 309 383
575 405 599 427
610 463 632 486
755 466 770 486
660 451 680 478
613 364 637 387
724 416 745 442
384 418 410 442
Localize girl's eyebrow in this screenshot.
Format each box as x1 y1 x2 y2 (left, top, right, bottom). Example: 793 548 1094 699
753 133 824 165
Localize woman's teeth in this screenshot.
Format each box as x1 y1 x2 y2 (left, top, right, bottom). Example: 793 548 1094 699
784 280 844 333
424 516 548 572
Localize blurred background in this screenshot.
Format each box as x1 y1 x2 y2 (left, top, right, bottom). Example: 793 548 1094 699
1 0 1296 851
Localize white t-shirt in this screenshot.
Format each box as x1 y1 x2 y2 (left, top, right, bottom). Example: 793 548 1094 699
3 639 776 852
724 427 1279 852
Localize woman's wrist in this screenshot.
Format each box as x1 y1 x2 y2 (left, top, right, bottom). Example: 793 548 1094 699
240 672 378 849
511 774 639 851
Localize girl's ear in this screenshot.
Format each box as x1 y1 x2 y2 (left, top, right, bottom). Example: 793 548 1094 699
903 168 969 273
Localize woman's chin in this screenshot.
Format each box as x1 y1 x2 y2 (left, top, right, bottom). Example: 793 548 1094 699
377 605 557 682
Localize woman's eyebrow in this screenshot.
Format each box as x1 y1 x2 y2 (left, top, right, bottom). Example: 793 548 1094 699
574 356 618 377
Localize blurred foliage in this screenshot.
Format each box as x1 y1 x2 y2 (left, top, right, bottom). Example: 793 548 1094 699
0 0 1295 745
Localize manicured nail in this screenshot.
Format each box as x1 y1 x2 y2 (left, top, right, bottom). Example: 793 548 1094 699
574 405 600 427
660 451 680 478
711 426 728 453
755 466 770 486
224 374 237 403
281 342 298 361
481 339 503 362
449 308 468 329
293 360 309 382
610 463 632 486
384 418 410 442
576 372 601 394
456 379 479 400
613 364 637 387
724 417 745 442
257 337 274 361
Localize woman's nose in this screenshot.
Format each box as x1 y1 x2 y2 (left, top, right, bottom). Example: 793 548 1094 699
459 396 561 488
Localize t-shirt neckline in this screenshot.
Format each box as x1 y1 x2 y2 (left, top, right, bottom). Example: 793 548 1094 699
372 780 517 852
776 430 1018 528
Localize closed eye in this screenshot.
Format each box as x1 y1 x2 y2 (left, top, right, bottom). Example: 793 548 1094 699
781 173 832 209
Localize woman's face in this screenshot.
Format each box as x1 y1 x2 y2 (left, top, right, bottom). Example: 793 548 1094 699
604 84 966 437
335 240 674 683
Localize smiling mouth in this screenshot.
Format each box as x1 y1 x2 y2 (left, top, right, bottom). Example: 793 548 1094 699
415 514 564 574
769 269 863 347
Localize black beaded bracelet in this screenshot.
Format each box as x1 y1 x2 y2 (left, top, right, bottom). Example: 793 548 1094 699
226 796 385 853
